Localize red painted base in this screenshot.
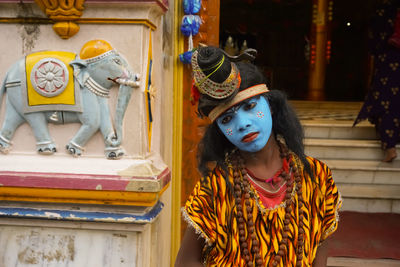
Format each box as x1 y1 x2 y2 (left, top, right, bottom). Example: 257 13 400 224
328 211 400 260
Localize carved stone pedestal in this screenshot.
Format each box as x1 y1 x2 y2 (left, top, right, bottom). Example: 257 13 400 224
0 154 170 267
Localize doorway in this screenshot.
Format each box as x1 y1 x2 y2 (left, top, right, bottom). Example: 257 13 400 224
325 0 376 101
219 0 377 101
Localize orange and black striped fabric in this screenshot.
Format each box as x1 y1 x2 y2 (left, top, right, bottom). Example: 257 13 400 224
183 156 342 266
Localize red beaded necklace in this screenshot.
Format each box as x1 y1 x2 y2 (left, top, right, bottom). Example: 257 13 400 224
229 141 305 267
246 159 288 189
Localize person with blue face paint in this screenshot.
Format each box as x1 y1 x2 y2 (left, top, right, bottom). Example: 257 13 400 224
175 46 341 267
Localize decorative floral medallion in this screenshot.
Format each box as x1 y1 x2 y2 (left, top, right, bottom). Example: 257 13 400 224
30 58 69 97
257 111 264 118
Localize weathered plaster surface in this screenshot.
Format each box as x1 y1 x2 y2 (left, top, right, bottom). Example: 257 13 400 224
0 226 140 266
16 3 41 54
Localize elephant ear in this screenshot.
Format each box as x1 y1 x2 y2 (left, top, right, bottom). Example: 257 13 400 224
70 59 89 87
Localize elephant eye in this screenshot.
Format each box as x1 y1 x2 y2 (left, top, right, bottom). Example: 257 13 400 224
113 58 122 65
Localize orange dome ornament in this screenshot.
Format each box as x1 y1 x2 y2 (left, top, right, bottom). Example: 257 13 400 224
79 40 116 63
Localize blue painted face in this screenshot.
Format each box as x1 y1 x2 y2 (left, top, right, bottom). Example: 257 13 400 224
216 96 272 153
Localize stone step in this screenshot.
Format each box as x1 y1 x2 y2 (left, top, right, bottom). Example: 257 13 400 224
317 159 400 213
323 159 400 185
340 196 400 213
291 101 400 214
302 119 377 140
292 101 363 121
328 257 400 267
305 138 400 161
337 184 400 200
291 100 363 111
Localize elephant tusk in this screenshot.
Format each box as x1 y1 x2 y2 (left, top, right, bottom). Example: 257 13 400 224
115 77 140 88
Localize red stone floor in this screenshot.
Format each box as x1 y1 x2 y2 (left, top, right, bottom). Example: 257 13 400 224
328 211 400 260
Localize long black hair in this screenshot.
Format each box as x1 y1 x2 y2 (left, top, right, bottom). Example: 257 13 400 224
195 54 312 179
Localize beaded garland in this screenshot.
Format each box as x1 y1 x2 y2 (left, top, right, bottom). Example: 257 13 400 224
85 77 111 98
191 50 241 99
83 49 117 64
227 141 305 267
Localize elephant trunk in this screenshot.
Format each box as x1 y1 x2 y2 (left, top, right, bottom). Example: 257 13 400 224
113 84 134 146
0 73 7 111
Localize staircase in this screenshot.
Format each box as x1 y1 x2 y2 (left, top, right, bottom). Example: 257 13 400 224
292 101 400 267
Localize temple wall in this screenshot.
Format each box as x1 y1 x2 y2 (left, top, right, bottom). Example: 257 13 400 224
0 0 175 266
0 1 173 157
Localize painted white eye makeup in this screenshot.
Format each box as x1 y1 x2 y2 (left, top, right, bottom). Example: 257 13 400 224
216 96 273 153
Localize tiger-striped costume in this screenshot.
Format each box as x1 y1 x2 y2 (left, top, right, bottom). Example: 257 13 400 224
183 156 342 266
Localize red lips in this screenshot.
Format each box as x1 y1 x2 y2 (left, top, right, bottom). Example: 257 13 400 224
242 132 259 143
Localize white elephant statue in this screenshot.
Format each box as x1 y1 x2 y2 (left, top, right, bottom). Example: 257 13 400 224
0 39 140 159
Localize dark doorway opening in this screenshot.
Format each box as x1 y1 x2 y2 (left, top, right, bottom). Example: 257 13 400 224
219 0 376 101
325 0 376 101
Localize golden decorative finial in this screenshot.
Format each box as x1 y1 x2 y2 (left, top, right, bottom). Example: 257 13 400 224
34 0 85 39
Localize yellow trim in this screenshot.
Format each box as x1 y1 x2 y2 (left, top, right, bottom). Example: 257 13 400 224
145 30 153 151
0 17 51 24
0 17 157 30
0 184 169 207
78 18 157 31
171 0 184 264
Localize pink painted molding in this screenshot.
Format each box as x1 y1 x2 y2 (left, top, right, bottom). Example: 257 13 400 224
0 167 171 192
86 0 168 11
0 0 36 2
0 0 168 11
